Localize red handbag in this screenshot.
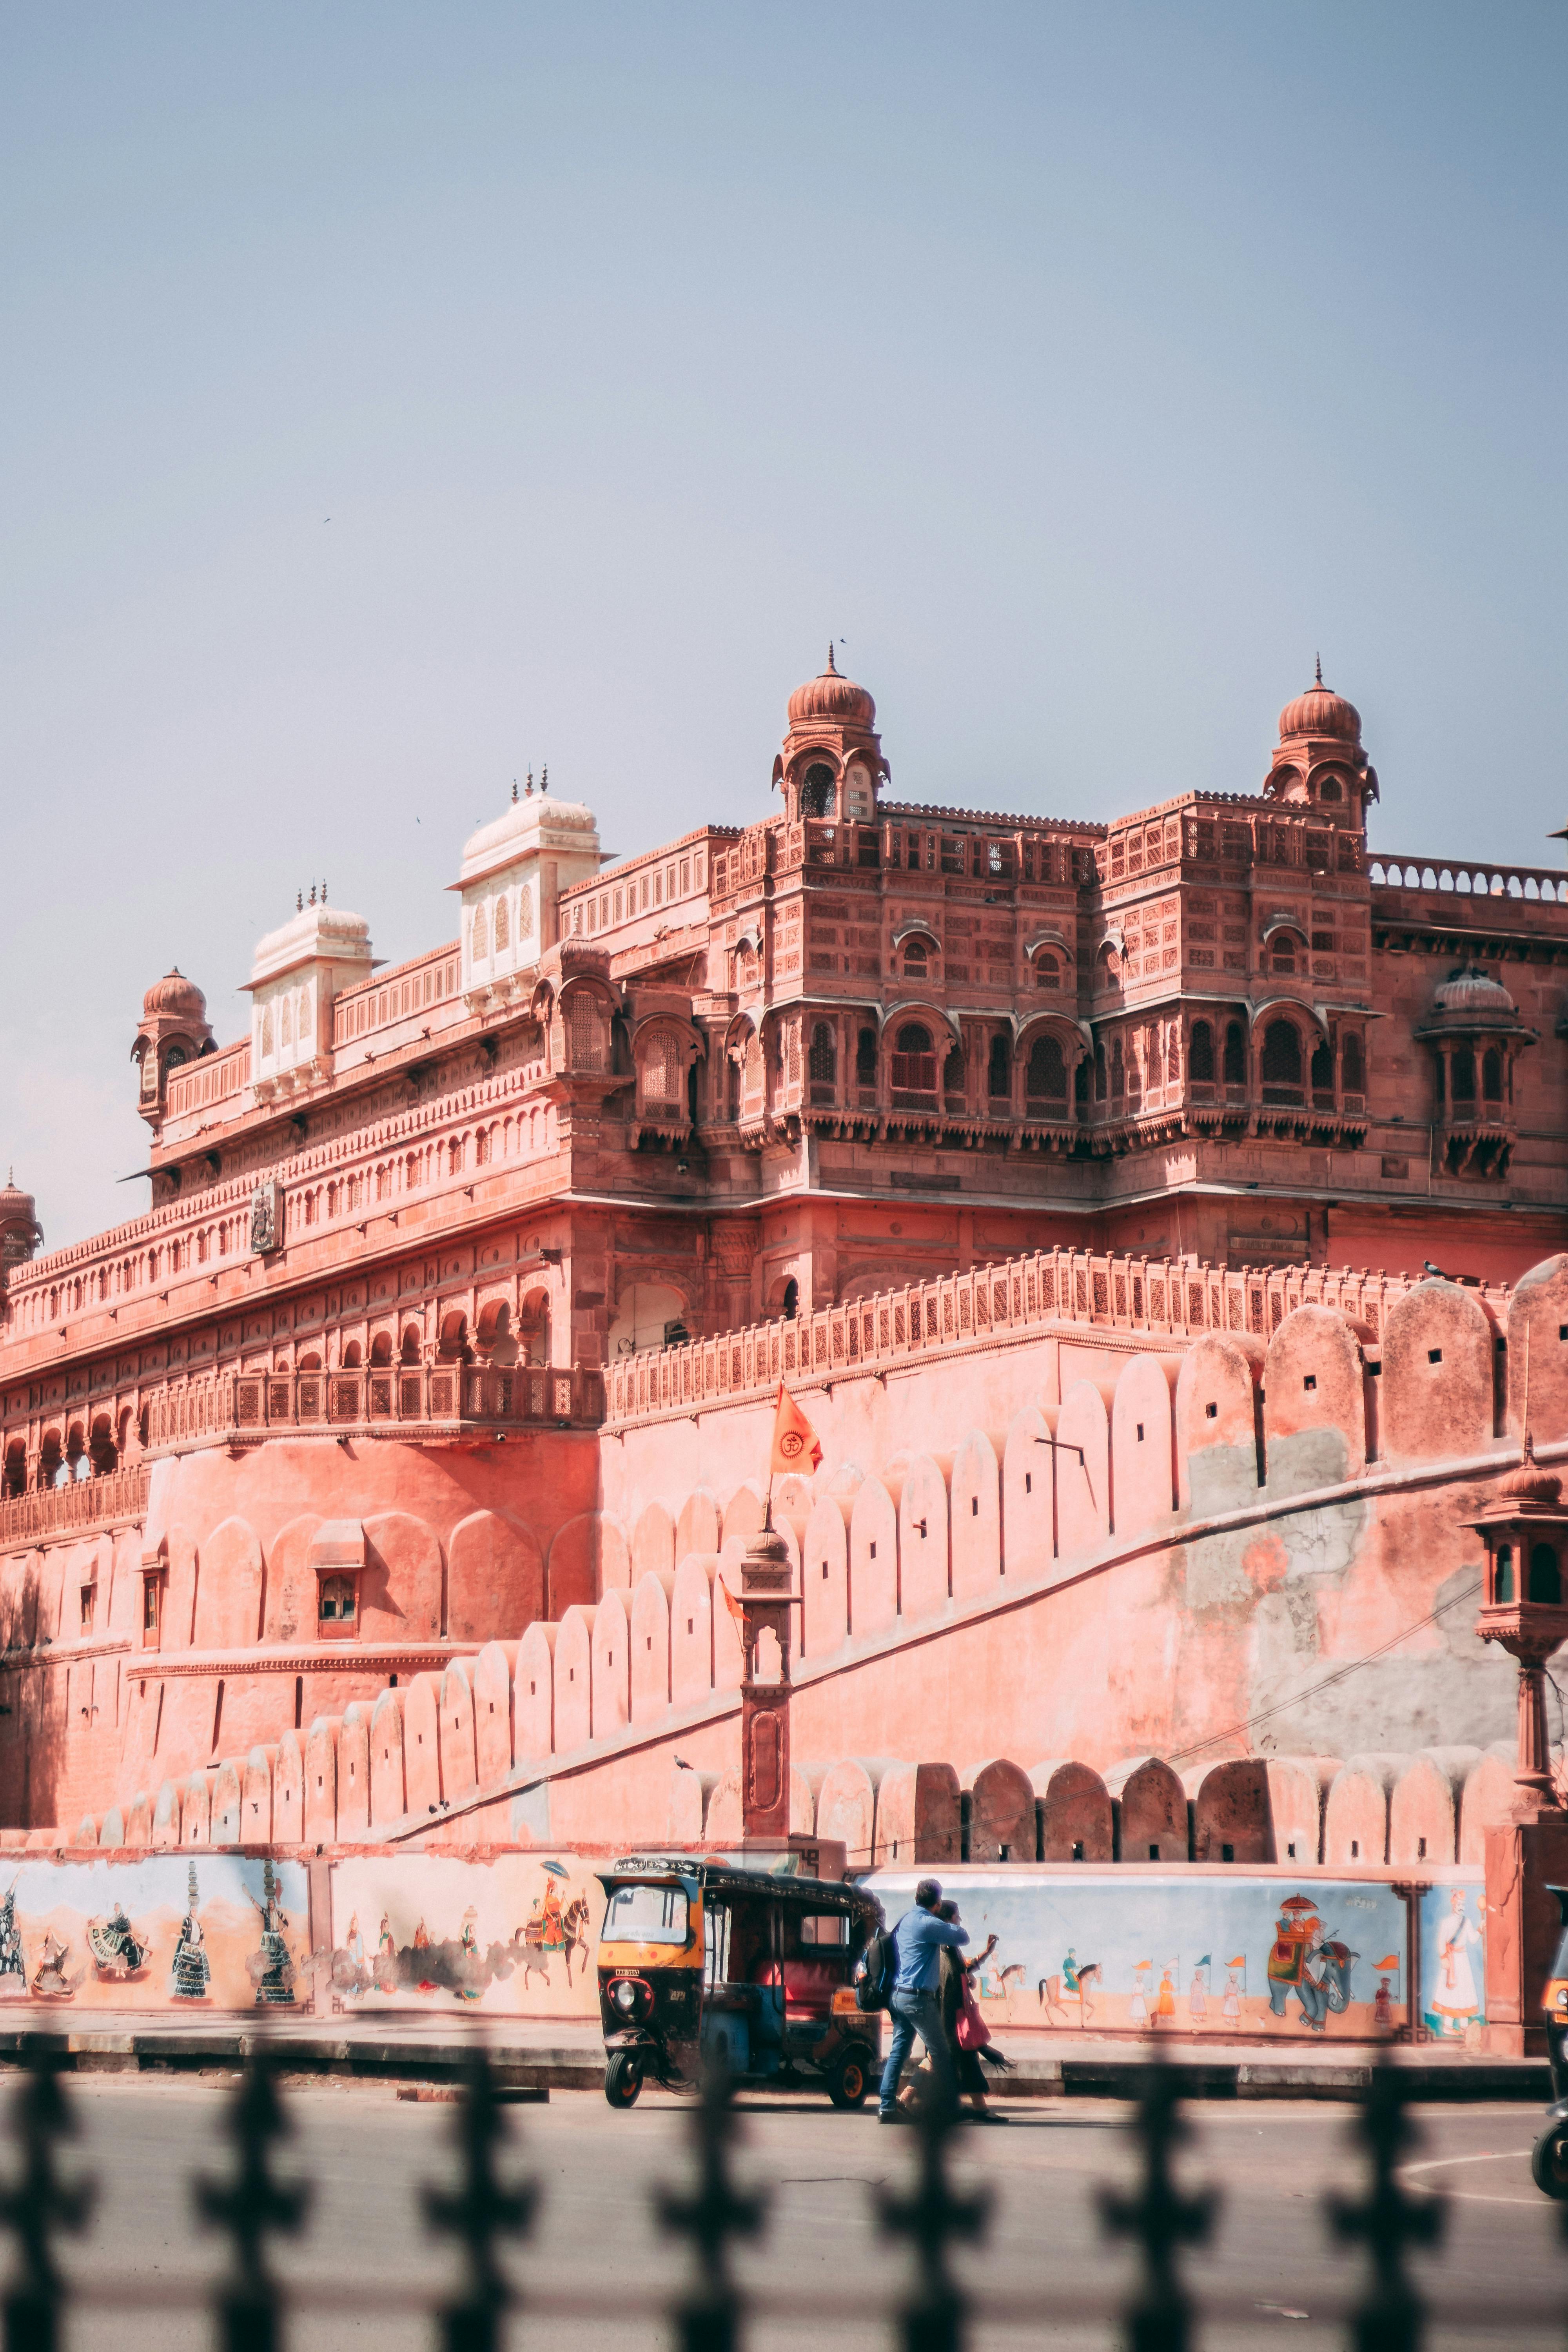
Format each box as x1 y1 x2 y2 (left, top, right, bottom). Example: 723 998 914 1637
955 1978 991 2051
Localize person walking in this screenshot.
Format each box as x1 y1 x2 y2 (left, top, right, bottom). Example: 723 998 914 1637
877 1877 968 2123
899 1900 1011 2122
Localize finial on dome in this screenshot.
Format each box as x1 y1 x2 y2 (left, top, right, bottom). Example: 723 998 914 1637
1314 652 1323 687
826 642 837 675
321 879 327 903
525 769 534 795
309 883 317 907
512 779 518 803
540 766 548 794
297 890 303 913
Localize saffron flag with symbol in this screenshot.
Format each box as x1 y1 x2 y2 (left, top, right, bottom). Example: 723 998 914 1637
769 1383 822 1477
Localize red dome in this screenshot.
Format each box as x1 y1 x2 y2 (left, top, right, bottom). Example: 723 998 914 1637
1279 666 1361 744
1498 1436 1562 1506
142 968 207 1022
788 647 876 731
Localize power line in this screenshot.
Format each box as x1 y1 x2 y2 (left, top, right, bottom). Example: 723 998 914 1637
1167 1578 1483 1765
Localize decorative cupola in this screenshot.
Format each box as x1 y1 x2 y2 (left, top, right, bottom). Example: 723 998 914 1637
1414 964 1536 1177
1467 1436 1568 1817
245 893 374 1104
452 774 601 1012
0 1173 42 1272
773 648 888 825
1264 659 1377 826
131 969 215 1127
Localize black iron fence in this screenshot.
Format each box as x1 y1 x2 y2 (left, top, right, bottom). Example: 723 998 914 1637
0 2049 1561 2352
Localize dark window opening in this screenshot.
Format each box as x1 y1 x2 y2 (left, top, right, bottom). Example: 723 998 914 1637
987 1034 1010 1099
1223 1020 1245 1085
1452 1047 1475 1104
1189 1020 1214 1082
800 763 835 820
856 1027 878 1085
1529 1543 1561 1604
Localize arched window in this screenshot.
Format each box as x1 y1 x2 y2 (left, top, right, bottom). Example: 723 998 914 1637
642 1028 682 1103
808 1024 836 1087
1026 1033 1067 1102
1452 1047 1476 1104
1342 1032 1365 1093
1483 1047 1503 1104
800 764 835 820
472 903 489 960
1495 1544 1515 1603
903 936 929 977
1034 952 1060 989
1166 1030 1180 1085
1261 1019 1303 1097
891 1024 936 1095
1270 931 1299 975
494 895 510 951
370 1332 393 1367
1223 1021 1246 1085
341 1341 362 1368
1318 774 1343 802
1190 1020 1214 1082
319 1575 356 1624
1529 1543 1561 1604
856 1027 877 1086
987 1035 1011 1099
781 1278 799 1320
1311 1040 1334 1103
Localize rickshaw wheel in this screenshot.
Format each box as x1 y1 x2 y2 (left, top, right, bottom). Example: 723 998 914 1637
1531 2120 1568 2199
826 2045 873 2110
604 2052 645 2110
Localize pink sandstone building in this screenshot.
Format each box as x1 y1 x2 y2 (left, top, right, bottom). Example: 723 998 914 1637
1 654 1566 1890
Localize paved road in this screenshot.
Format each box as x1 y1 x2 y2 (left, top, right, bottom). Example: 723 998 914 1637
15 2078 1567 2352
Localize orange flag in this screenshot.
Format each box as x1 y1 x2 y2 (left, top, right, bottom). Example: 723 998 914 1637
717 1577 745 1627
769 1383 822 1477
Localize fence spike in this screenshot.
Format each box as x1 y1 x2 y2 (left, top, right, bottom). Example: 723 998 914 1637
656 2054 767 2352
1098 2061 1217 2352
0 2048 93 2352
194 2043 309 2352
1326 2066 1443 2352
875 2098 990 2352
422 2047 539 2352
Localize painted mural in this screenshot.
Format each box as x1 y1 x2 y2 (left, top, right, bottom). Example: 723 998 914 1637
0 1855 310 2012
327 1852 603 2018
862 1870 1468 2040
1420 1882 1486 2042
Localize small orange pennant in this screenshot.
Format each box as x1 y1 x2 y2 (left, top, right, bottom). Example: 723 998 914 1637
717 1578 745 1626
769 1383 822 1478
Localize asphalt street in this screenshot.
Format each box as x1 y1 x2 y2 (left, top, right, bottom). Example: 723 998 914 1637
8 2078 1564 2352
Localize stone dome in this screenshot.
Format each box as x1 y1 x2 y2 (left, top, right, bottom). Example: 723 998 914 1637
0 1174 35 1221
1433 965 1516 1018
1497 1436 1562 1507
788 647 876 731
1278 667 1361 744
142 968 207 1022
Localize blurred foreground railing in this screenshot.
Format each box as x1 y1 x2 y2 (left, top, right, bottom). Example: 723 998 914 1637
0 2046 1563 2350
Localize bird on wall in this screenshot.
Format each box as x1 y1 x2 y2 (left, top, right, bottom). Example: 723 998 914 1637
1423 1259 1448 1279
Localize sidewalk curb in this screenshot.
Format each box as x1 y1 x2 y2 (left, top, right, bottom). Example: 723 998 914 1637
0 2026 1548 2102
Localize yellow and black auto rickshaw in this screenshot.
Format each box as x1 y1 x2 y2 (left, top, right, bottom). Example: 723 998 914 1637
1532 1883 1568 2198
595 1857 884 2110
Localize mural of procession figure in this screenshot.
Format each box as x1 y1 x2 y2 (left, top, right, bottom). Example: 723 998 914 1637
30 1928 76 2001
172 1862 211 2000
88 1902 149 1982
333 1913 372 1997
249 1860 296 2007
374 1914 397 1994
0 1884 27 2000
1266 1894 1357 2032
1426 1887 1483 2038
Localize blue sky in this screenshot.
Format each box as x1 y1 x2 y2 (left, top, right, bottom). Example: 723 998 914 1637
3 2 1565 1245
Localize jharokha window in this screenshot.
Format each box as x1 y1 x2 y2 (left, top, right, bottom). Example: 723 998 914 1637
318 1574 357 1627
890 1024 937 1097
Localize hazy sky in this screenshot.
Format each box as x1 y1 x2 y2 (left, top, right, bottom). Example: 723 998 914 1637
3 3 1566 1249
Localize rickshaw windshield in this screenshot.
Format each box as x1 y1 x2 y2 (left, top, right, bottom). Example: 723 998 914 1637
602 1882 690 1945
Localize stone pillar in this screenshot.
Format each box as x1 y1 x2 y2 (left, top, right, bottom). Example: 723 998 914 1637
1484 1814 1568 2056
739 1530 795 1841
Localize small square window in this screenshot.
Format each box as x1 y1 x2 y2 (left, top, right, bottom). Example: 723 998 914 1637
1428 1348 1442 1365
1221 1842 1234 1863
1286 1842 1297 1860
1205 1401 1218 1419
1350 1839 1360 1858
1303 1374 1317 1391
1136 1422 1144 1441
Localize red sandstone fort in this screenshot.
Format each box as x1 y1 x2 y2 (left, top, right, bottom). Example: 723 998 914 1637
2 653 1567 1878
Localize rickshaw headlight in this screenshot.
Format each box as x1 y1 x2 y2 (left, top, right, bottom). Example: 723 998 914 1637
613 1980 639 2013
1556 1987 1568 2010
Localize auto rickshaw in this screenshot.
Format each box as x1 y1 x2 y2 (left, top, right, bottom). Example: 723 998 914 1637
1532 1883 1568 2198
595 1856 884 2110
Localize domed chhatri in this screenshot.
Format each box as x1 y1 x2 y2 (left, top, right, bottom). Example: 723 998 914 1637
787 645 877 732
1432 965 1518 1019
1278 657 1361 745
141 968 207 1022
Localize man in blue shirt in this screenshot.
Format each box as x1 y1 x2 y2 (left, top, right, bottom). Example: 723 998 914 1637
878 1876 968 2122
